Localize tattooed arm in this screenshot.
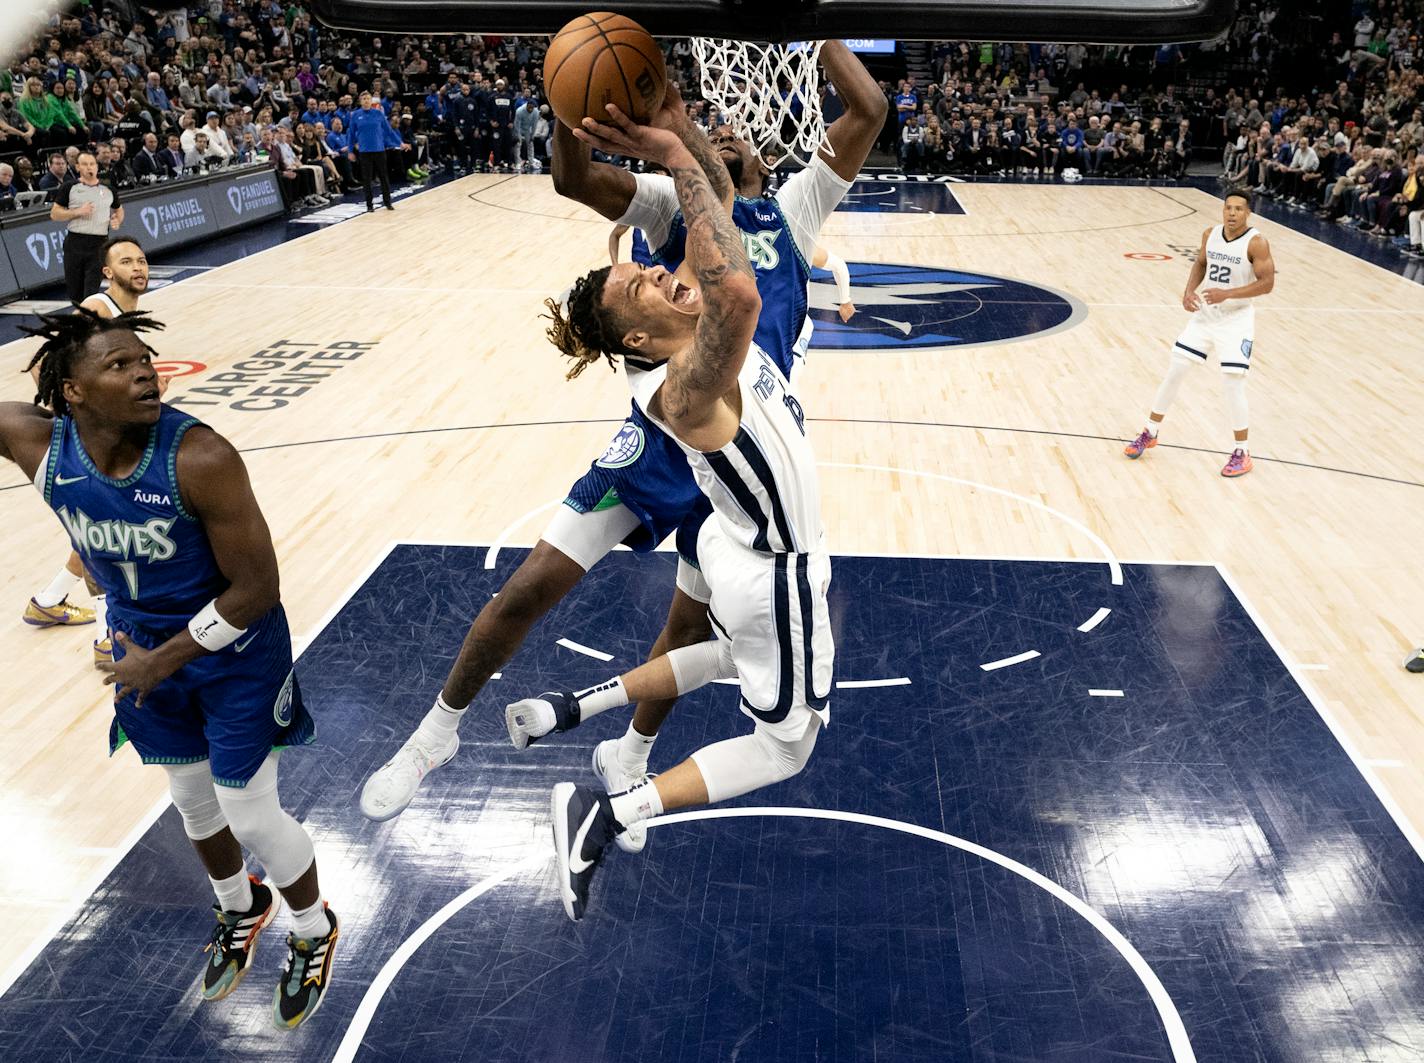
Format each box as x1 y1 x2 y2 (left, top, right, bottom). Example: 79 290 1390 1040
573 106 759 449
657 82 734 206
660 143 759 436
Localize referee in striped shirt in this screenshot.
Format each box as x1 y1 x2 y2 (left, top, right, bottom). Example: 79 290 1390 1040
49 151 123 305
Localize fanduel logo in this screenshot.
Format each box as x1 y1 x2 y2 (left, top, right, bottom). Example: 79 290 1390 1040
56 505 177 562
26 232 51 271
142 197 207 238
806 262 1085 354
228 178 281 214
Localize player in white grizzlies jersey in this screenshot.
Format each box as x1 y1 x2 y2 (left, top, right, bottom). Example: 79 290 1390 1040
1124 188 1275 477
523 106 833 921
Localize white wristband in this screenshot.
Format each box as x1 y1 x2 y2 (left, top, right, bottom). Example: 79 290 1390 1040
187 599 247 651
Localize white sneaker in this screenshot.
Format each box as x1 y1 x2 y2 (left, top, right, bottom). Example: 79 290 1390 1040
359 732 459 821
591 739 648 854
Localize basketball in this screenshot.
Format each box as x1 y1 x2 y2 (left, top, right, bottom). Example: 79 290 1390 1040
543 12 666 130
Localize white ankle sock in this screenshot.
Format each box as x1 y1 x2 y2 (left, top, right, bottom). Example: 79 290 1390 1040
34 568 79 609
1146 421 1161 438
575 677 629 719
617 722 657 776
415 694 466 746
94 595 108 639
211 868 254 913
609 779 663 828
289 896 328 939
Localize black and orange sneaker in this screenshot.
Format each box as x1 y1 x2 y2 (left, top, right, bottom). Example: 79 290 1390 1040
201 876 279 1002
273 906 339 1029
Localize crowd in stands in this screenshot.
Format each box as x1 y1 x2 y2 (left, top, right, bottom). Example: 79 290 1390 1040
887 0 1424 246
0 1 566 215
0 0 1421 257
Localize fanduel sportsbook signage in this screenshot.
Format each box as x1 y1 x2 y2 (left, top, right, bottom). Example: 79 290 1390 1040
212 170 283 232
0 166 285 300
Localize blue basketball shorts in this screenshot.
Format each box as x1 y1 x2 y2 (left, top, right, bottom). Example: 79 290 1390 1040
107 603 314 787
564 414 712 569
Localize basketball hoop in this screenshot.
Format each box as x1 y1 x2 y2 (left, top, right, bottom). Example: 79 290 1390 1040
691 38 831 169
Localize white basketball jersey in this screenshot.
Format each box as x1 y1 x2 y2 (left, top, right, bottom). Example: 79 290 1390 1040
1199 224 1260 324
629 345 823 555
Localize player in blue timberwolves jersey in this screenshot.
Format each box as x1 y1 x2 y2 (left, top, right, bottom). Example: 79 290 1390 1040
359 43 885 827
0 312 338 1029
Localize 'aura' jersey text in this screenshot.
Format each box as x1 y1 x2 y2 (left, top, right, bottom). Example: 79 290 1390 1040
35 405 228 629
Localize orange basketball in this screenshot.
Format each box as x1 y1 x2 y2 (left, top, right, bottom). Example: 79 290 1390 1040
543 12 666 130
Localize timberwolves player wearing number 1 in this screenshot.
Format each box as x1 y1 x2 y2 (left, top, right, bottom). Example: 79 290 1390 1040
1124 188 1276 477
0 312 338 1029
527 106 833 921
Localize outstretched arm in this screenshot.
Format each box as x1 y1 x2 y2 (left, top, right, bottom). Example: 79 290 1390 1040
662 141 760 431
818 40 887 180
0 401 54 480
550 119 638 219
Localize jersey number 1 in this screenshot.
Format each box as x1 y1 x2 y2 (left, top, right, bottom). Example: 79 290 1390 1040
115 561 139 599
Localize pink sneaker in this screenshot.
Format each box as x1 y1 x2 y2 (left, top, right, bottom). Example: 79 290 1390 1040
1123 428 1158 459
1221 448 1253 477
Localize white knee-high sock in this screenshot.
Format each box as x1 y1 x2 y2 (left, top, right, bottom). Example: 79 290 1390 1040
1223 374 1249 447
1150 356 1195 421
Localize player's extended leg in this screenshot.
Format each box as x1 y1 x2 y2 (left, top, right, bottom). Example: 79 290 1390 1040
165 760 281 1005
214 752 337 1029
23 549 96 628
1124 343 1202 458
360 495 643 822
593 571 712 852
358 540 586 821
516 637 825 918
1220 368 1252 478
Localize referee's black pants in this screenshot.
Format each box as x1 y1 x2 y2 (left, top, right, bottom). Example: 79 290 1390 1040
357 149 392 209
63 231 107 306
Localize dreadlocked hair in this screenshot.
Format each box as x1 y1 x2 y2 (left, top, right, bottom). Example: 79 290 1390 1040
541 266 633 380
20 309 166 417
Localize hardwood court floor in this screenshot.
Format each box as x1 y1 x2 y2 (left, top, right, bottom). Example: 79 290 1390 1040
1 176 1420 982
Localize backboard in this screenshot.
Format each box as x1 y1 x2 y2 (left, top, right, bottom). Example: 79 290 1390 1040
307 0 1237 45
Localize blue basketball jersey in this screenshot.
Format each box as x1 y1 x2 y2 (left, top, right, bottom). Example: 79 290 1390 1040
629 228 654 267
648 195 810 377
37 405 228 630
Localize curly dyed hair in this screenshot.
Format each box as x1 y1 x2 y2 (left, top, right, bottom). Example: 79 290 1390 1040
20 309 165 417
542 266 636 380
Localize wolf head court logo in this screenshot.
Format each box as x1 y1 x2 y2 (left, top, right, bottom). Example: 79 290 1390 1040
805 262 1085 353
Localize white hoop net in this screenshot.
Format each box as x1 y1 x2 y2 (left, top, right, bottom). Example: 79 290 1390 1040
691 38 830 169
